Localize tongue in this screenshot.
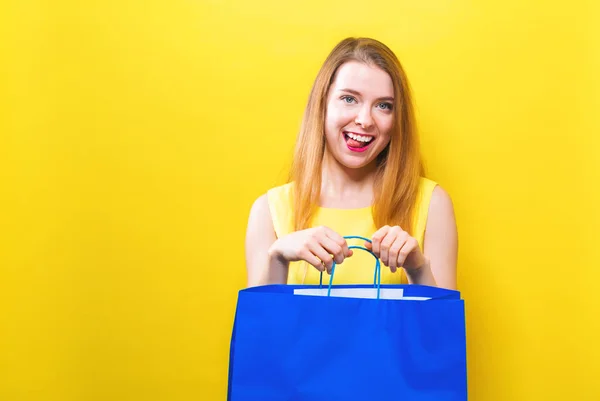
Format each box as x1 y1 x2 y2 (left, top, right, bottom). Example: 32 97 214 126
347 137 366 148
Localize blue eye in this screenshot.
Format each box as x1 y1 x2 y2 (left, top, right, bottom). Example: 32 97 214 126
378 102 393 111
341 95 356 104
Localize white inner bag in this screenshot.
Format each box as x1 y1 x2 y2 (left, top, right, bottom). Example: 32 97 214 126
293 287 430 300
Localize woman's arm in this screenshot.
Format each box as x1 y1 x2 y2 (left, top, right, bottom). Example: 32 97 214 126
245 195 353 287
366 186 458 289
416 185 458 290
245 194 288 287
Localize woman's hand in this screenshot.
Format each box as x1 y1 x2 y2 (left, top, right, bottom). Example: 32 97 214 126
365 225 427 273
268 226 353 274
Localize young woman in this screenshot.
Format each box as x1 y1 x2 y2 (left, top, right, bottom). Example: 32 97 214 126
245 37 458 289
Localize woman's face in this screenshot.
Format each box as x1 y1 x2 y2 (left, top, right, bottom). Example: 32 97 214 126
324 61 395 170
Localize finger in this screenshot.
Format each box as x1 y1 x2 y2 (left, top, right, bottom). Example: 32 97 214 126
307 242 334 271
387 237 406 273
320 235 344 265
299 249 325 272
324 229 352 258
371 225 390 257
397 238 419 269
310 227 336 270
380 226 401 267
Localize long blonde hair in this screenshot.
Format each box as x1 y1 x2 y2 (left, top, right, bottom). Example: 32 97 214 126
290 37 424 234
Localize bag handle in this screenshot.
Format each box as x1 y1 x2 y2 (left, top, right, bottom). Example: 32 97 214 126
318 235 382 299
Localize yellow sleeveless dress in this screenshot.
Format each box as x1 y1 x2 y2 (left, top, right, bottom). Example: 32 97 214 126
266 177 438 285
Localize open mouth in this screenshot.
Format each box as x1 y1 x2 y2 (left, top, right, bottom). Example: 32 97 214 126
344 132 374 153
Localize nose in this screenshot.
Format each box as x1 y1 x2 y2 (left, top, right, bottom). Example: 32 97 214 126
354 105 374 129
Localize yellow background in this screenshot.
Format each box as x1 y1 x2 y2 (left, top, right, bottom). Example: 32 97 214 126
1 0 599 400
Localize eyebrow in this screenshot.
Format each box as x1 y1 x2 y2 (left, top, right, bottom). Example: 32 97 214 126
338 88 394 102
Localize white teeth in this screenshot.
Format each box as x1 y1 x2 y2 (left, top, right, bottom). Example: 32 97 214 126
347 133 374 143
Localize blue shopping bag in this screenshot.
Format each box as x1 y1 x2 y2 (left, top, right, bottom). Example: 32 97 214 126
228 237 467 401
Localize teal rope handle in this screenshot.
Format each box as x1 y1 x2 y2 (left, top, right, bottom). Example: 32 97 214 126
318 236 378 287
318 235 382 299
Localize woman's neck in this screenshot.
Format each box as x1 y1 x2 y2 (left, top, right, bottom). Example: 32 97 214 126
319 151 377 209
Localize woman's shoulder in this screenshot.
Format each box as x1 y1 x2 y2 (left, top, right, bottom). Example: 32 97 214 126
418 176 453 205
249 183 293 221
266 182 294 199
416 177 453 223
419 176 451 199
265 182 294 210
249 182 293 221
263 182 294 238
419 176 438 192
